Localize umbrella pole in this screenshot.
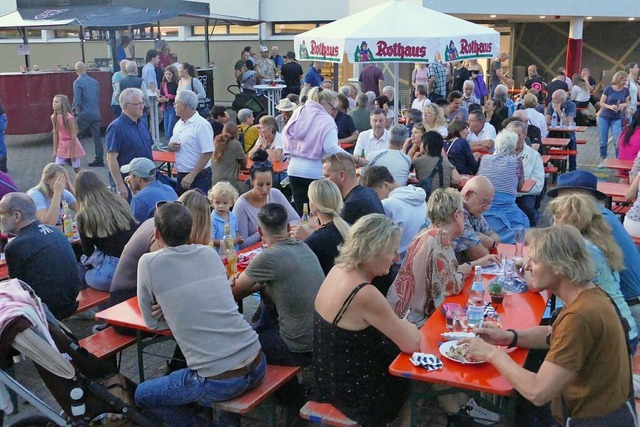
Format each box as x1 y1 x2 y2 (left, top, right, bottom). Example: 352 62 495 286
204 18 210 66
79 25 86 63
394 62 399 125
19 27 29 68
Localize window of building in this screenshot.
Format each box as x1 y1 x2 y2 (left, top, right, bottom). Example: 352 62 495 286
272 22 327 35
0 29 42 39
192 24 259 36
158 26 179 37
53 29 79 38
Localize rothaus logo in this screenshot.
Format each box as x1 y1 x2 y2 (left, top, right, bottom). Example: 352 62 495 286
375 41 427 59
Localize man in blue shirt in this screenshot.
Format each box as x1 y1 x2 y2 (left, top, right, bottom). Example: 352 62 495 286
141 49 160 93
548 170 640 329
72 62 103 167
303 61 324 89
106 88 154 198
121 157 177 222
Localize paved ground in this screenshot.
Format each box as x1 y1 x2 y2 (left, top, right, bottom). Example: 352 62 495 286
1 122 622 426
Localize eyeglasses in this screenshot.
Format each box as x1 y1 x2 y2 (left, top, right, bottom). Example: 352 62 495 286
251 160 273 169
470 191 492 207
155 200 184 209
127 102 145 107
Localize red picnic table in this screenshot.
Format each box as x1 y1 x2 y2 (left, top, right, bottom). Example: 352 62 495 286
389 244 549 425
603 158 634 171
546 125 588 133
541 138 570 147
152 150 176 176
245 159 289 173
597 181 632 210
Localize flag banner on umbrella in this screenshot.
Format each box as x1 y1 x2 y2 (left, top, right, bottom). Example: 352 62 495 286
296 39 343 62
442 37 497 62
347 39 430 63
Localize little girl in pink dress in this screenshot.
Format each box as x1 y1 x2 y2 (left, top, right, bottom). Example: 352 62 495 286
52 94 86 173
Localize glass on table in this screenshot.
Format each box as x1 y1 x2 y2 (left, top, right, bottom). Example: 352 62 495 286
453 311 469 332
484 313 502 329
446 307 462 330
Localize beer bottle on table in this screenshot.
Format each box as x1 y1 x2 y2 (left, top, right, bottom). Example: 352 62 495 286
62 201 74 238
301 203 310 229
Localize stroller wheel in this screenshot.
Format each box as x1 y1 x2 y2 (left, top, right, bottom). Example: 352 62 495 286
10 415 54 427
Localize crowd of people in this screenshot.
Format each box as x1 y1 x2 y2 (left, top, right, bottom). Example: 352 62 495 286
2 40 640 426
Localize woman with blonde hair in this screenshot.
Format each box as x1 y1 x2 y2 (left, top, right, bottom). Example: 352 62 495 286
549 193 637 352
75 170 138 291
313 213 421 425
27 163 77 226
423 103 448 138
598 70 630 165
291 179 350 275
282 87 359 214
178 189 211 246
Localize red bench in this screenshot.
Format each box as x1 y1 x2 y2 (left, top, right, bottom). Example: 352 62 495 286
300 401 358 426
75 288 110 314
79 326 136 360
576 139 587 145
213 364 301 426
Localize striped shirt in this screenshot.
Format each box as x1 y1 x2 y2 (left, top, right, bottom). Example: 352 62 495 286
477 155 523 196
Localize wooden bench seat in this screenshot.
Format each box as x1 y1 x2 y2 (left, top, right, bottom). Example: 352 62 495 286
213 364 301 426
75 288 110 314
547 149 578 156
79 326 136 359
576 139 587 145
300 401 358 426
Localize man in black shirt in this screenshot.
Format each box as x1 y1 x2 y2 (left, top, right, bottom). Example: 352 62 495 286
1 193 80 319
281 51 303 97
452 61 470 93
321 152 384 225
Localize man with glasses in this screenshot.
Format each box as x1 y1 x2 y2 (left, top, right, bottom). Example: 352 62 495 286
467 110 496 153
169 90 214 195
453 176 501 262
106 88 155 199
0 193 80 319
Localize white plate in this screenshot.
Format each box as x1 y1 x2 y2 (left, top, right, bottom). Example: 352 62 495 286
439 340 484 364
439 340 516 365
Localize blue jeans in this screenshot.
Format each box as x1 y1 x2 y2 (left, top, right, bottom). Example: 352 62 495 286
164 104 177 140
134 356 266 427
0 114 7 158
177 168 212 196
82 249 119 291
597 116 623 159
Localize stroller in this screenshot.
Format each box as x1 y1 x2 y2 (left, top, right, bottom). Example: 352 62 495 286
0 279 155 426
227 85 269 116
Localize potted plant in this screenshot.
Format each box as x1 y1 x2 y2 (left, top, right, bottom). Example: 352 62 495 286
488 281 504 304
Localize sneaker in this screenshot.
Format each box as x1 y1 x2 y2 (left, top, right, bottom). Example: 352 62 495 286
461 398 500 425
91 323 109 334
88 159 105 167
597 160 605 169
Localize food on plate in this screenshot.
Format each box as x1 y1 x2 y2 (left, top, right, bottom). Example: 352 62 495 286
446 342 470 362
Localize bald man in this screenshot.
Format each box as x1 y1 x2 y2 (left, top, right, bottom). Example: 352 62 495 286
72 61 103 166
453 176 501 262
512 110 542 149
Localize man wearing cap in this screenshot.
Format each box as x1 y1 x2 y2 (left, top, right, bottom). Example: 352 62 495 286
106 88 154 198
548 169 640 330
275 99 296 132
281 51 303 97
168 90 214 195
256 45 275 82
121 157 178 223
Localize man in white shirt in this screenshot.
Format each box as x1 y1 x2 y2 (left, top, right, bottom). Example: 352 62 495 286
168 90 214 195
467 110 496 152
508 121 544 227
353 109 389 157
365 125 412 186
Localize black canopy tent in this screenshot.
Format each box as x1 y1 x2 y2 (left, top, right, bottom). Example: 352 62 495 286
0 0 260 69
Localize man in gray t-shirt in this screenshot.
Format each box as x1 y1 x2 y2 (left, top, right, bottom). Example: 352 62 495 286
231 203 325 365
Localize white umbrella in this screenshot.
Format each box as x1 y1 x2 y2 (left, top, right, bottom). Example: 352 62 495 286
294 0 500 120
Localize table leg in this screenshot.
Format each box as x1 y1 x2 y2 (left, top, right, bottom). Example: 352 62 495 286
136 330 145 383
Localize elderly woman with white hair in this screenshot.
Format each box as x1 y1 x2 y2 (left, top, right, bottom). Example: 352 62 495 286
237 108 260 152
477 130 529 242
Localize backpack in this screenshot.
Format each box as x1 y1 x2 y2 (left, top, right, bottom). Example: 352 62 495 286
417 157 444 202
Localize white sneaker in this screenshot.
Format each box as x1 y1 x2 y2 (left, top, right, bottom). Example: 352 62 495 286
463 398 500 425
597 160 605 168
